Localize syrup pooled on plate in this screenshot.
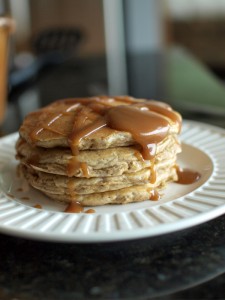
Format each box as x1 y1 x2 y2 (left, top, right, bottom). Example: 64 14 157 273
64 202 96 214
64 201 84 213
176 166 201 184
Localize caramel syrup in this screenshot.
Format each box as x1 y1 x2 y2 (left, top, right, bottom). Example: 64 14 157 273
67 179 76 201
67 159 89 178
85 209 96 214
64 202 84 213
149 189 160 201
64 203 96 214
150 161 156 184
176 167 201 184
33 204 42 209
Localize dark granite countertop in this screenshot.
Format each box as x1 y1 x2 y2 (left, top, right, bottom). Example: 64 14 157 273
1 214 225 300
1 48 225 299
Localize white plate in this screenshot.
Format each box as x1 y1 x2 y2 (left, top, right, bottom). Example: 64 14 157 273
0 120 224 243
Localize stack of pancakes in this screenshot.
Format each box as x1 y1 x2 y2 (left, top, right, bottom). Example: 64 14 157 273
16 96 182 206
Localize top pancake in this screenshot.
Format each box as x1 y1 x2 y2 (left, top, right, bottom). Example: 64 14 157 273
19 96 182 151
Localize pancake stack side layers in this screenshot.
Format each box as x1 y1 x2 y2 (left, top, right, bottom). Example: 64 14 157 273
16 96 182 207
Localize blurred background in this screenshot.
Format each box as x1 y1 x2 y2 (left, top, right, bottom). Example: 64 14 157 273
2 0 225 133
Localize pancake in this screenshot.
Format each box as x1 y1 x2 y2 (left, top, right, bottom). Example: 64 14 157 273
19 96 181 152
20 159 177 194
16 96 182 207
19 164 177 205
45 185 160 206
16 135 181 177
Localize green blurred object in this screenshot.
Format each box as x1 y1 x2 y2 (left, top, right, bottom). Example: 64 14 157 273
168 48 225 115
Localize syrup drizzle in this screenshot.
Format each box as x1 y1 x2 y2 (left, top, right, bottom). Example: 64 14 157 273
64 202 84 213
67 157 89 177
149 189 160 201
33 204 42 209
64 202 96 214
